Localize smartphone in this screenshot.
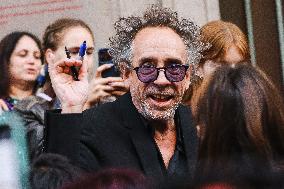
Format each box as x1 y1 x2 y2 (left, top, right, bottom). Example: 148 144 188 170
98 48 120 78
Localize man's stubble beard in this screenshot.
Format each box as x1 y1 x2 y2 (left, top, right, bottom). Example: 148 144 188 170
130 84 183 121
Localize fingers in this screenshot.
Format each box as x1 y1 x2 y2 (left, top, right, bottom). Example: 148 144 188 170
51 58 81 72
111 90 127 97
95 64 114 78
89 77 129 94
89 77 124 86
0 99 9 111
78 58 88 81
63 67 70 74
91 85 115 92
64 59 82 67
86 76 129 106
85 90 112 108
108 81 129 90
87 79 117 105
48 57 88 82
58 59 82 75
49 58 81 74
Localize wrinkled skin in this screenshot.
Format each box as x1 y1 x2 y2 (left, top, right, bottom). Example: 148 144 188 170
123 27 191 121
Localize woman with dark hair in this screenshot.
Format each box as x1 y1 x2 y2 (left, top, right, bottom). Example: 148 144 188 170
191 63 284 184
0 31 43 113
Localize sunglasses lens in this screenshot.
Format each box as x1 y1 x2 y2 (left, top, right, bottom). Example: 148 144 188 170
137 67 157 83
135 65 188 83
166 65 187 82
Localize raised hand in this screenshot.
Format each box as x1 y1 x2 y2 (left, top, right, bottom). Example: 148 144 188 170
83 64 129 110
48 57 89 113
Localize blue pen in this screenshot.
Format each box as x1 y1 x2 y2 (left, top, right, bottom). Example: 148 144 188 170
78 41 87 60
65 41 87 81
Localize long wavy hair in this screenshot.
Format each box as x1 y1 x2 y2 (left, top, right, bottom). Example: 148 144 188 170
191 63 284 177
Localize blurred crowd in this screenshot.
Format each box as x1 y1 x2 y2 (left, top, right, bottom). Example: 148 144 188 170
0 4 284 189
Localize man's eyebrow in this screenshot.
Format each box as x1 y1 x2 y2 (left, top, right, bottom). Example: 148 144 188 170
139 57 156 63
165 58 183 65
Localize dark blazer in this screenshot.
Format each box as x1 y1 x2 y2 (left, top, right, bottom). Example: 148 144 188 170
45 93 198 182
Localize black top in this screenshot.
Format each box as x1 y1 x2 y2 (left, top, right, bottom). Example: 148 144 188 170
141 113 188 180
44 93 198 184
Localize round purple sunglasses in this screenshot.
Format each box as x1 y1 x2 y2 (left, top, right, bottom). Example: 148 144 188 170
133 64 189 83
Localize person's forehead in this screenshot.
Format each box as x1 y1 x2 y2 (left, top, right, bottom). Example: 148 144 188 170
60 27 94 48
133 27 185 48
132 27 187 61
14 36 39 51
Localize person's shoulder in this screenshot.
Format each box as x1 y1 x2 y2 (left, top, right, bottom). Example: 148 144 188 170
15 95 49 112
83 93 132 118
81 94 132 131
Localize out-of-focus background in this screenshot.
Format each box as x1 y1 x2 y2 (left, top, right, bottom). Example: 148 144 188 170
1 0 283 94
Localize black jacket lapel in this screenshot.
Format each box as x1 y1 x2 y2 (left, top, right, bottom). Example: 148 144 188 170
178 105 199 177
118 93 164 179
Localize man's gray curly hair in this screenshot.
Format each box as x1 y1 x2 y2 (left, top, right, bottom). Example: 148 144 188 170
109 4 208 71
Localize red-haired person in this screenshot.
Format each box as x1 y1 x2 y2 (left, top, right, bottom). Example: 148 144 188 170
183 20 250 105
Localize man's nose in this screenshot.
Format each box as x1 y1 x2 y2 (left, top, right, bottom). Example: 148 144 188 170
153 69 171 85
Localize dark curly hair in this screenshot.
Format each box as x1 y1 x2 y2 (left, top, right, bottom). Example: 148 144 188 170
0 31 43 98
109 4 209 71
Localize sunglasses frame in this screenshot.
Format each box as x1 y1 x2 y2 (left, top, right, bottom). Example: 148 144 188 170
133 64 189 83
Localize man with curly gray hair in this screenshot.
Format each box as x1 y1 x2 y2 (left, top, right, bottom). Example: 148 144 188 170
45 4 206 186
109 5 206 69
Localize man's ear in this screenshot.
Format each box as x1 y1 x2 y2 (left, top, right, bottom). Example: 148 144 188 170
45 49 55 64
119 62 131 80
184 64 194 88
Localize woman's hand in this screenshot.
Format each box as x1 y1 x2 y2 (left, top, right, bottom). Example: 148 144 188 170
84 64 129 110
0 99 9 114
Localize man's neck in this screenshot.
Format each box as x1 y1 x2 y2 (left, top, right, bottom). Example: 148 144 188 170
149 118 176 134
150 118 177 168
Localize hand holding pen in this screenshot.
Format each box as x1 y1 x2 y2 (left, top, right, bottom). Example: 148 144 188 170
48 42 89 113
65 41 87 81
